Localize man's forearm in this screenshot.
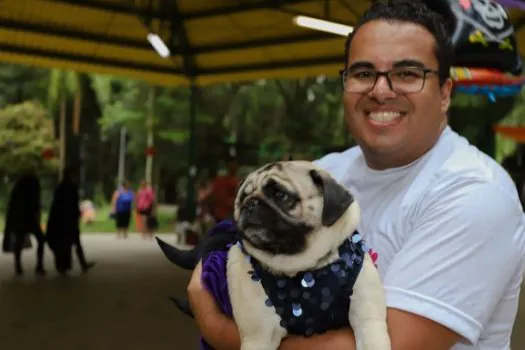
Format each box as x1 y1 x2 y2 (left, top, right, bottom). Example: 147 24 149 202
189 283 241 350
280 328 356 350
199 311 240 350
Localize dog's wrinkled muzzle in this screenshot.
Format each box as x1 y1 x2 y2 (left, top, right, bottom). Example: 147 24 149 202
239 198 264 226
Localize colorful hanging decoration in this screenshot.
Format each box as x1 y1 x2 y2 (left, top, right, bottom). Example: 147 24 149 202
424 0 525 102
451 67 525 102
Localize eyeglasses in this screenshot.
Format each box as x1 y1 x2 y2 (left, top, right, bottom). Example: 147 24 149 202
340 67 439 94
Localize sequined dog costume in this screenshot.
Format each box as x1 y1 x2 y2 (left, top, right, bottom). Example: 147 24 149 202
245 231 367 337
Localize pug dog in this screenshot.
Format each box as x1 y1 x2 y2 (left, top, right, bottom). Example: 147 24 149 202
227 160 391 350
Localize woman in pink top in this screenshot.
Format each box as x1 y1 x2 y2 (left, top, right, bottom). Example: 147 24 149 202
136 180 155 239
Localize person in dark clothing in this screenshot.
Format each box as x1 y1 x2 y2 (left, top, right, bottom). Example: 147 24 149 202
2 171 46 276
46 165 95 275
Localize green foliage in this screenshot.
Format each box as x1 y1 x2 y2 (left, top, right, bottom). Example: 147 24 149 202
157 130 189 144
0 64 48 107
450 92 514 158
48 69 81 113
494 96 525 162
451 93 487 108
0 101 58 174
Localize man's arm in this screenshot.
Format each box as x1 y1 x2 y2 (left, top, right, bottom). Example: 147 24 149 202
278 308 460 350
187 261 241 350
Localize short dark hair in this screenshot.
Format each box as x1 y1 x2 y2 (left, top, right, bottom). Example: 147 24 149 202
344 0 454 86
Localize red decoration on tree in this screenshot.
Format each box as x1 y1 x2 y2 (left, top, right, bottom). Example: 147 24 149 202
41 148 55 160
145 146 156 156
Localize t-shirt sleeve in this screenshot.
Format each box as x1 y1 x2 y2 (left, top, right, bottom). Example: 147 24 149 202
383 178 525 345
313 150 355 183
313 152 343 171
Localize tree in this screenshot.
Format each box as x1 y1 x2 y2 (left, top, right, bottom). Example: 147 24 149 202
48 69 84 179
0 101 58 174
0 63 48 107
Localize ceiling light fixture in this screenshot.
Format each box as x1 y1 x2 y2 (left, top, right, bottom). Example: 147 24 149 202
147 33 171 58
292 15 353 37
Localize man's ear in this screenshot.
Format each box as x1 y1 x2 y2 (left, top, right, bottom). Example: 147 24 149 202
309 169 354 227
441 78 453 114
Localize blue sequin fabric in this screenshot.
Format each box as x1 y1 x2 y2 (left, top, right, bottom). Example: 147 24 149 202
242 231 367 337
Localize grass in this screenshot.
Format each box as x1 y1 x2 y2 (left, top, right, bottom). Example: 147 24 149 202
80 204 178 233
0 204 178 234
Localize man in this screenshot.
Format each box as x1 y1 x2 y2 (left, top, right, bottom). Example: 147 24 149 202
186 1 525 349
3 170 45 276
47 165 95 275
209 156 240 223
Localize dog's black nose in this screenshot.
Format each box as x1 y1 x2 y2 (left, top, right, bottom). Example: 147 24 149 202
240 198 263 225
244 198 260 211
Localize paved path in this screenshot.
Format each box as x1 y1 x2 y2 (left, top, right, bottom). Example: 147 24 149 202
0 233 524 350
0 233 199 350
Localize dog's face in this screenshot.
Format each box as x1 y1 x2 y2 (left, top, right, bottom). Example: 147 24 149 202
234 161 355 256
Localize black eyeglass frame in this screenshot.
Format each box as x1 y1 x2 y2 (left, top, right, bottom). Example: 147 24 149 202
338 67 440 93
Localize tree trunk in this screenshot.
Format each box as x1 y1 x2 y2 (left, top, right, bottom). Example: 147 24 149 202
59 96 66 180
73 86 81 135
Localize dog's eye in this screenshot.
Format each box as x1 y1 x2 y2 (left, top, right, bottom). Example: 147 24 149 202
263 179 297 208
275 190 288 202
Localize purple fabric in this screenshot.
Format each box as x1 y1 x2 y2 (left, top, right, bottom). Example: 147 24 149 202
199 220 236 350
202 250 233 317
496 0 525 10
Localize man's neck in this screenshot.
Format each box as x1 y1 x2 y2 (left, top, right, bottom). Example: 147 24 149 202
364 124 447 170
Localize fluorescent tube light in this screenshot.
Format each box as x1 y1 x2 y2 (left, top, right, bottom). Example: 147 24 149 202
147 33 171 58
293 15 353 37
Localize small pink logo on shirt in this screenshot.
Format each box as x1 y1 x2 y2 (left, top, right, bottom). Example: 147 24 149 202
368 248 379 268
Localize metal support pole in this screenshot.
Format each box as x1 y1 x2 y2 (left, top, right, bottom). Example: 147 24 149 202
117 126 127 185
186 82 198 222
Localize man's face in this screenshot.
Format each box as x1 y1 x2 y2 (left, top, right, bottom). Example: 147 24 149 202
343 20 452 169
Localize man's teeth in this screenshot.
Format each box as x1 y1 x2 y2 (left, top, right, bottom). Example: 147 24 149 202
368 112 402 122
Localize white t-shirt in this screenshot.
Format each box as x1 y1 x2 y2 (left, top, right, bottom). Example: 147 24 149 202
315 126 525 349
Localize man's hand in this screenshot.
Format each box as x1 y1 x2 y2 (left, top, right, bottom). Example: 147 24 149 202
187 261 241 350
279 329 356 350
386 308 461 350
278 308 461 350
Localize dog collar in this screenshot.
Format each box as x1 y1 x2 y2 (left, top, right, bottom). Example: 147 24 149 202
238 231 368 337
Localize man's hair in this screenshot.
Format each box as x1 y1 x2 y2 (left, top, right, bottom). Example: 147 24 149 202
344 0 454 86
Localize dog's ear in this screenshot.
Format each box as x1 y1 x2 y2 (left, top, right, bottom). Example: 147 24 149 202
309 169 354 227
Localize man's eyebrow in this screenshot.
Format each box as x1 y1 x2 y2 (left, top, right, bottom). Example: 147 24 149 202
347 60 427 71
392 59 426 68
347 61 375 71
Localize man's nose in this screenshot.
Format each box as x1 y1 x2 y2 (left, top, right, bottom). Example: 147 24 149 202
368 75 397 101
